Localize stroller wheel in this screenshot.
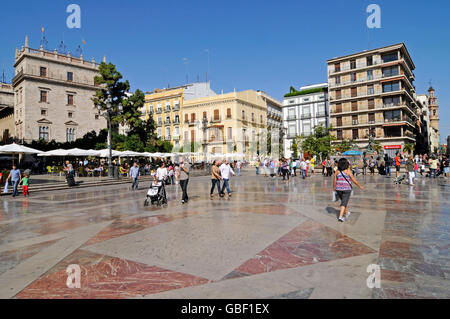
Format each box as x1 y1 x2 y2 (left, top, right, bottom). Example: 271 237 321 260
144 199 149 207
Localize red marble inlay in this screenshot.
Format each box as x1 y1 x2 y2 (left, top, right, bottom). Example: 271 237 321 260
229 220 375 278
380 269 415 283
379 241 424 262
16 250 209 299
83 212 201 247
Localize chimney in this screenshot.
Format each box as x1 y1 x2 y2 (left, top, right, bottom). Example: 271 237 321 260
103 56 106 63
25 35 29 48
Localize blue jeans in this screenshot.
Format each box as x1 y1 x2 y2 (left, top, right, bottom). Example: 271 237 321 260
237 168 241 176
256 167 259 175
430 169 436 178
301 169 306 179
210 179 221 195
131 177 139 190
386 165 391 176
221 179 231 194
12 180 19 196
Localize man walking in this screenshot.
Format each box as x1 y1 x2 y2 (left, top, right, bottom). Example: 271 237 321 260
179 158 190 204
7 165 21 197
406 155 415 186
394 152 401 178
236 160 241 176
220 160 235 197
384 154 392 177
210 160 223 198
129 162 141 190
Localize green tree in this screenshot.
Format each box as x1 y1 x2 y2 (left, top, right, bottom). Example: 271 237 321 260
297 125 334 159
403 143 415 155
92 62 130 118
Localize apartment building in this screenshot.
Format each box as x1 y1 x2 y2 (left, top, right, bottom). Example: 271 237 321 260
181 89 270 157
0 82 14 143
12 36 106 143
327 43 419 157
282 83 329 158
143 82 215 149
257 90 283 130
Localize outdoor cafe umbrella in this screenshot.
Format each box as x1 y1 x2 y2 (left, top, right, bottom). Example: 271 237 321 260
66 148 101 157
98 149 122 158
0 143 42 165
119 150 144 157
37 149 70 157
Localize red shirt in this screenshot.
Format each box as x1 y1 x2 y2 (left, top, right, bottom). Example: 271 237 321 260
395 156 400 166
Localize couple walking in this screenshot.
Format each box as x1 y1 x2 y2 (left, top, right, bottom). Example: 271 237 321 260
210 159 235 198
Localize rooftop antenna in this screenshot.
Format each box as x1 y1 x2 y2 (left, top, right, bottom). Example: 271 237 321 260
75 44 83 58
1 65 6 83
204 49 210 83
40 27 48 50
183 57 189 84
58 32 67 55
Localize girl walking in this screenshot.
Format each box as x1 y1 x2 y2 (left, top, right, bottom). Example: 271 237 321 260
333 158 364 222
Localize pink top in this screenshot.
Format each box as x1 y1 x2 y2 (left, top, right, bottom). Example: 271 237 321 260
336 171 352 191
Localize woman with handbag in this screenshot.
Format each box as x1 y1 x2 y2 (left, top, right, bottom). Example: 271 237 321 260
333 158 364 222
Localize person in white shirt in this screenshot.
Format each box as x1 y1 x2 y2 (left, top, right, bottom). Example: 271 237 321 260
300 158 307 179
156 162 168 182
220 160 235 197
236 161 241 176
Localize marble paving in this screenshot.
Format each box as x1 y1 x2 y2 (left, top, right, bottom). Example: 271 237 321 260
0 170 449 299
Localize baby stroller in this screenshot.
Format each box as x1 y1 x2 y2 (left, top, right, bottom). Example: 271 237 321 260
394 174 407 185
144 180 168 207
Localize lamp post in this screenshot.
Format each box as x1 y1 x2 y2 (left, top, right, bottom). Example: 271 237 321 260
97 94 122 177
202 116 209 166
279 126 286 158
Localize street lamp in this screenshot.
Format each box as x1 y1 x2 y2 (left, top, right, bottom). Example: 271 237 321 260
97 94 123 177
279 126 287 158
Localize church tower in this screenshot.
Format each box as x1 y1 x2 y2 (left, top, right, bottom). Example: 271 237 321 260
428 86 440 153
428 86 439 131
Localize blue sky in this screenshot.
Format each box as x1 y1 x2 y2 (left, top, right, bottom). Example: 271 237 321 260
1 0 449 142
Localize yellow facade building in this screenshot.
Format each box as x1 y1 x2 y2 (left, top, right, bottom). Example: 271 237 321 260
142 82 216 149
182 89 279 157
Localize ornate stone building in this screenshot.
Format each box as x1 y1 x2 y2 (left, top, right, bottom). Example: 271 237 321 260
12 36 106 143
0 82 14 143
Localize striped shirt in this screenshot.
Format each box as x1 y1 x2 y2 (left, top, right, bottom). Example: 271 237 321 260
336 171 352 191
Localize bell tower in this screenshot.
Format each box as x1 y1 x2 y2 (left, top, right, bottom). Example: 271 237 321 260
428 86 439 132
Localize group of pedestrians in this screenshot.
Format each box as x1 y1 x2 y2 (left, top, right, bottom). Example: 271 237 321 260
210 159 235 198
255 157 315 181
129 158 191 204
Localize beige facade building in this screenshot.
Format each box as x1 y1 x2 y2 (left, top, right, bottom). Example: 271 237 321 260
12 35 106 143
327 43 419 157
0 82 14 143
182 89 273 156
143 82 216 149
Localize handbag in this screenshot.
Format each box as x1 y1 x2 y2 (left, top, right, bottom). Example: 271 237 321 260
332 191 338 202
3 180 9 193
